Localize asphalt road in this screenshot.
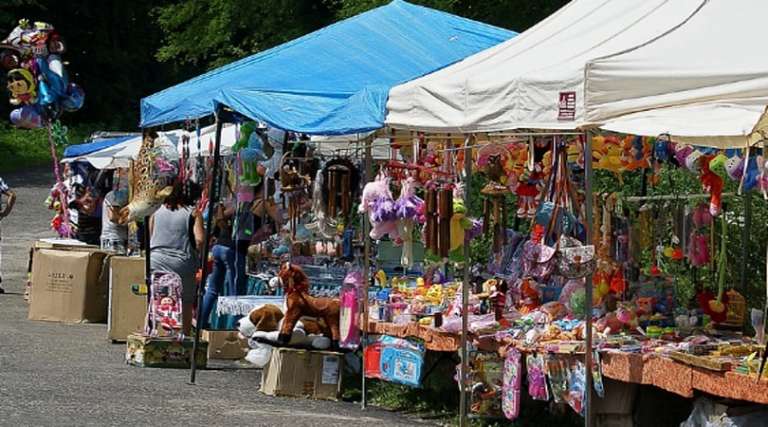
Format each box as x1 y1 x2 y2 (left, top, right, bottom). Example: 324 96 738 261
0 169 430 427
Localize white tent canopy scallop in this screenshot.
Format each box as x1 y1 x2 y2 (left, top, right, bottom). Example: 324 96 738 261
385 0 706 133
584 0 768 147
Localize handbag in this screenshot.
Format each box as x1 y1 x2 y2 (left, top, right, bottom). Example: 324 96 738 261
522 238 557 280
557 236 596 279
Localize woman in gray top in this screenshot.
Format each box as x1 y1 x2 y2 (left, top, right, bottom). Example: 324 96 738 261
149 182 204 336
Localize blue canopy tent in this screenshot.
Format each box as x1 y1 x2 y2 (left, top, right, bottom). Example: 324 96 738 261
141 0 515 389
140 0 515 134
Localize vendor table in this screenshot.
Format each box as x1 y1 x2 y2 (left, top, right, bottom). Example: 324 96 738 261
366 320 460 352
600 352 768 404
367 320 768 405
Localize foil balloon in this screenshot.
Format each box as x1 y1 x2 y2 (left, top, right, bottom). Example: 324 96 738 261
10 104 42 129
1 19 81 127
61 83 84 112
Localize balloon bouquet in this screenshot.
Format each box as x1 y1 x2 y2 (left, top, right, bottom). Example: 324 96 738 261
1 19 85 237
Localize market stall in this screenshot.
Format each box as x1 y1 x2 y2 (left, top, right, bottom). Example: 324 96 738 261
136 0 515 386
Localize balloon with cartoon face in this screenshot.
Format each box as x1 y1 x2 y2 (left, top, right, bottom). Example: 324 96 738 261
6 68 36 105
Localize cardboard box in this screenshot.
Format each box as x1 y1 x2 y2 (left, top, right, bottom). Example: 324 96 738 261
29 248 108 323
202 330 248 360
125 333 208 369
108 256 148 342
260 347 343 401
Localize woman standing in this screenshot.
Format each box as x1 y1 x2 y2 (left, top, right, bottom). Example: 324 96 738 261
149 182 204 336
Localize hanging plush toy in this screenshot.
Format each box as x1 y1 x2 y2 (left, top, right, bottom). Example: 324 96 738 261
236 122 268 186
700 155 723 216
359 174 399 241
395 176 423 267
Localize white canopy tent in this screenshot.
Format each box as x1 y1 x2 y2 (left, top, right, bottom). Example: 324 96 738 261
584 0 768 148
385 0 706 133
63 123 239 169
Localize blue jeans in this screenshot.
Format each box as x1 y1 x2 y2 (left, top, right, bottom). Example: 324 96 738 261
200 244 247 328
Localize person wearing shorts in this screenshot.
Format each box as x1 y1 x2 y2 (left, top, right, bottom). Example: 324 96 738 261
0 177 17 294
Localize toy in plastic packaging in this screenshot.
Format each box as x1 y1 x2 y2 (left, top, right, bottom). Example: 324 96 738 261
565 359 586 416
502 348 522 420
545 354 568 403
592 351 605 398
526 353 549 401
468 351 504 418
379 336 424 387
145 271 183 338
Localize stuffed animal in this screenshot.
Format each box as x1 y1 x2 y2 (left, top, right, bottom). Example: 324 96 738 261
699 155 723 216
277 263 341 347
237 304 331 367
359 175 400 240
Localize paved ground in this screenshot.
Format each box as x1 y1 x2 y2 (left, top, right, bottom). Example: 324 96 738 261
0 169 431 427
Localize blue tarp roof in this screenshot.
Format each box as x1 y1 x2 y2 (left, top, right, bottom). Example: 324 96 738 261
140 0 515 134
63 135 136 158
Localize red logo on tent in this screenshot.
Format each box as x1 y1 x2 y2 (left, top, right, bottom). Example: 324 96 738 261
558 91 576 121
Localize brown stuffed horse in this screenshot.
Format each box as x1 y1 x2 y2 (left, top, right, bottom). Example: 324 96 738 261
278 262 341 347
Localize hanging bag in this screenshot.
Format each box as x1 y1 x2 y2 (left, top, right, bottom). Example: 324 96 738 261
554 146 595 279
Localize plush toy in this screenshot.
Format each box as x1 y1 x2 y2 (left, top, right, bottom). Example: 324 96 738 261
236 304 284 337
517 277 541 314
395 177 423 267
359 175 400 240
238 303 332 367
277 263 340 347
699 155 723 216
449 193 472 252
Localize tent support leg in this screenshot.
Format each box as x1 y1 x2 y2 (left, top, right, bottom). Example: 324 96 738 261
584 131 594 427
361 136 373 410
190 107 224 384
144 213 152 331
458 134 472 427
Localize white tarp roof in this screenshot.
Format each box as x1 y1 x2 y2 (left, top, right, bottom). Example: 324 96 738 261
584 0 768 148
64 123 238 169
385 0 705 133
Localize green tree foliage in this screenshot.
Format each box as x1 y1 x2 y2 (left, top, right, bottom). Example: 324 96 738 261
154 0 337 69
152 0 569 70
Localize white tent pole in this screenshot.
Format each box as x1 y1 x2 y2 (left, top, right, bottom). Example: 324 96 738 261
361 134 373 410
584 130 594 427
458 134 472 427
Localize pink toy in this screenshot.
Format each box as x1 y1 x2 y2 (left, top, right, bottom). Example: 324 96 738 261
339 271 362 349
359 175 400 240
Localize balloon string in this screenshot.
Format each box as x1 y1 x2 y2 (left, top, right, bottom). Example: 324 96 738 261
46 121 71 238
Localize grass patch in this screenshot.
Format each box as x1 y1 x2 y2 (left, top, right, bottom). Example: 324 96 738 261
0 122 103 173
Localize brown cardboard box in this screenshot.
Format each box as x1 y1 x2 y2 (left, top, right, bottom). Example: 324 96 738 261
260 347 342 401
108 256 148 342
29 248 108 323
202 330 248 360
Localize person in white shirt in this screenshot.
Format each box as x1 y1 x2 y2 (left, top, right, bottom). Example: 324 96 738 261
100 189 129 254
